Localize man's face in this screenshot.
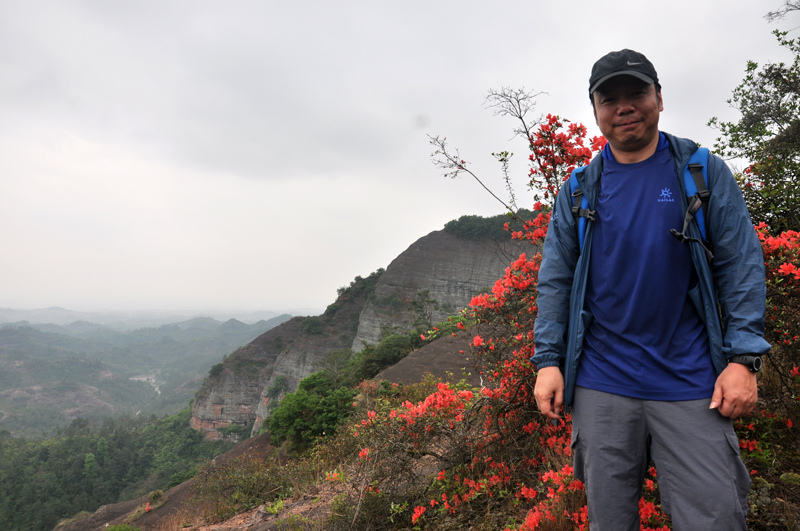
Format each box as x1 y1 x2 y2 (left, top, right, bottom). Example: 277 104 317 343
592 76 663 156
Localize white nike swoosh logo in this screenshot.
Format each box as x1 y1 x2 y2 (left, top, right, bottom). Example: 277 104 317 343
627 61 642 66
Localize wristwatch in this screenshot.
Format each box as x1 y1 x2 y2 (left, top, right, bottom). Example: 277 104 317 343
728 355 763 373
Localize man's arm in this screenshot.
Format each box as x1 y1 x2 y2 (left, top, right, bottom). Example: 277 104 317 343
532 178 581 417
706 155 771 418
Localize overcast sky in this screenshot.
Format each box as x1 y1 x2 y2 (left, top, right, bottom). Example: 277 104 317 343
0 1 795 315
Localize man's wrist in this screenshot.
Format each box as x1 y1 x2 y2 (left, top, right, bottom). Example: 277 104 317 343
727 355 763 373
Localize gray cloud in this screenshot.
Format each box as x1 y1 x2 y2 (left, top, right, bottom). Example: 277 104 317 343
0 0 794 311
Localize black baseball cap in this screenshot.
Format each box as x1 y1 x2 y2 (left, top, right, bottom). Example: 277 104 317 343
589 49 659 96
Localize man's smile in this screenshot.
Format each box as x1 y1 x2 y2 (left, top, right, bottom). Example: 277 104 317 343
616 119 642 130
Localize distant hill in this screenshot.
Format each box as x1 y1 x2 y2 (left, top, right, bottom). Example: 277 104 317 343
0 314 291 437
0 307 290 330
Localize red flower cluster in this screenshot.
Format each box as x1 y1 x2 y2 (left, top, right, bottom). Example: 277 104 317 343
527 114 606 207
411 505 426 524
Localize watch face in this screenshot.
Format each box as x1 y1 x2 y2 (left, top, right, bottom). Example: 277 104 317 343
752 356 763 373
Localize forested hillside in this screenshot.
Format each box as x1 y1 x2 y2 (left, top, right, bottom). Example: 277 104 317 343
0 409 232 531
0 314 290 437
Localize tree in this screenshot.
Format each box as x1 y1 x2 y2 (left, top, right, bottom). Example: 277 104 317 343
315 349 354 390
709 30 800 233
431 88 604 213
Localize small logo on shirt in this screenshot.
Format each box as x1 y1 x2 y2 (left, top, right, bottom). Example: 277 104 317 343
658 188 674 202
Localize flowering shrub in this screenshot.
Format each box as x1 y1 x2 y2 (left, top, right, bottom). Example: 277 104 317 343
757 223 800 422
527 114 606 207
322 111 800 529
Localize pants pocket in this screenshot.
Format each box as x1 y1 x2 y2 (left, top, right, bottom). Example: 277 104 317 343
724 430 751 516
571 428 585 483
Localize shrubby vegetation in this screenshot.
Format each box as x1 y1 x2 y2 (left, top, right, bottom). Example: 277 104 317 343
336 268 384 299
444 209 535 241
0 408 232 531
267 316 466 451
301 316 325 335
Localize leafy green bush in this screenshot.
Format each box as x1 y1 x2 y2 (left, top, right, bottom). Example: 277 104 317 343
336 268 384 299
443 209 534 241
222 422 251 440
351 332 423 382
208 363 224 378
269 387 357 449
266 375 288 399
301 316 324 335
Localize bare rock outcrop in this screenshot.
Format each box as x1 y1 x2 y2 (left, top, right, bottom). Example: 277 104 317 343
352 230 530 350
192 285 367 440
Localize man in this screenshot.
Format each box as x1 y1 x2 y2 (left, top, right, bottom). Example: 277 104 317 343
531 49 771 530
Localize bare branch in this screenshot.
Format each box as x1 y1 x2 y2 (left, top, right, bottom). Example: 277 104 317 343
765 0 800 22
429 135 516 215
492 151 518 211
484 87 546 141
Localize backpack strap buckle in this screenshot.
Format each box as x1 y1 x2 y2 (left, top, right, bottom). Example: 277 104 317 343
688 162 710 220
671 195 714 263
571 187 597 222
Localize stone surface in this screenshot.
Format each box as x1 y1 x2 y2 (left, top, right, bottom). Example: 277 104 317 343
352 230 531 350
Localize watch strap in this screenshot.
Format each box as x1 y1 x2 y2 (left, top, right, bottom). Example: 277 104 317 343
728 355 763 373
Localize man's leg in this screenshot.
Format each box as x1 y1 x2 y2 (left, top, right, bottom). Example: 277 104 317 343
644 398 750 531
571 386 649 531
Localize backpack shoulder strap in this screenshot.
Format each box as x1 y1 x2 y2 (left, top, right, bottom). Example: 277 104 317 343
683 147 710 241
670 147 714 262
569 167 594 251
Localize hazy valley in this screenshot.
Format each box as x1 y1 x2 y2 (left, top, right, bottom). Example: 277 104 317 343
0 313 290 437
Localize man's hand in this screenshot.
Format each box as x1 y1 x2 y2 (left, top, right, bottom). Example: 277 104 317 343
709 363 758 419
534 366 565 419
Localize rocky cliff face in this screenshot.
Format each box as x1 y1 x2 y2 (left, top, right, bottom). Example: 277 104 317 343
190 318 306 440
191 278 370 440
191 228 534 440
351 230 529 350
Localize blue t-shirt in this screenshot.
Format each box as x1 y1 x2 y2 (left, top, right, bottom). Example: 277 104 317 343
575 134 716 400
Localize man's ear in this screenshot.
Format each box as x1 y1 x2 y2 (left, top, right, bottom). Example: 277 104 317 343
657 91 664 112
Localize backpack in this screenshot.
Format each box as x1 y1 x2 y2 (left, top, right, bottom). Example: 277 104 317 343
568 147 714 261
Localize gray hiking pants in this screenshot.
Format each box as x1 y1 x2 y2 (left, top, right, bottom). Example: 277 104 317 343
571 386 750 531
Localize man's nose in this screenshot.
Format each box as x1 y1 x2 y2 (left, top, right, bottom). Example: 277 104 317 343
617 98 635 113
